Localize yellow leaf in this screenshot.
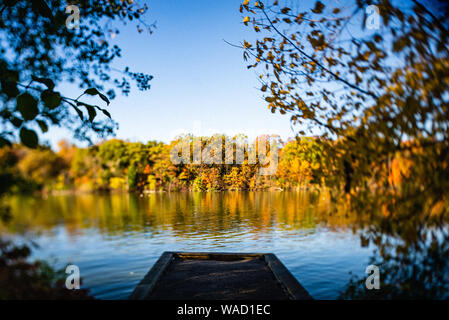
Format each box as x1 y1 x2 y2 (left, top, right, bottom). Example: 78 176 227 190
243 0 249 5
243 16 250 25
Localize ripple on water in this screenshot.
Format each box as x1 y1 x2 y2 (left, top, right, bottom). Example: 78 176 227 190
4 192 374 299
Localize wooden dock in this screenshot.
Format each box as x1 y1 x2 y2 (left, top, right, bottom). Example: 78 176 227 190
129 252 313 300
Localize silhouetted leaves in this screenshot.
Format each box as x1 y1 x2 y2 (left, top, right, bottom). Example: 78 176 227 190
19 127 38 148
31 0 54 21
41 90 61 109
71 105 84 121
10 117 22 128
31 76 55 90
102 109 111 118
86 105 96 122
0 239 93 299
76 101 96 122
36 120 48 133
1 80 19 98
0 0 153 148
16 93 38 121
84 88 110 105
0 137 12 148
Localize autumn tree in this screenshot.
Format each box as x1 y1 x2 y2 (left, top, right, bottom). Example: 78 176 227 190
276 137 324 188
240 0 449 298
17 146 67 188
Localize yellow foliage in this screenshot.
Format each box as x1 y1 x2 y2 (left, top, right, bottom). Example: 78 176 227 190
109 177 126 190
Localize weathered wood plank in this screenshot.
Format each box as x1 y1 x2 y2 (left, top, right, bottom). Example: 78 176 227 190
174 251 265 261
128 252 174 299
264 253 313 300
129 251 313 300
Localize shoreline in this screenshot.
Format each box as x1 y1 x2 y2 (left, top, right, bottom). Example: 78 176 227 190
38 185 325 197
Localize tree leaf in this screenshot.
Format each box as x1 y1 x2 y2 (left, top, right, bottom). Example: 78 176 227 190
101 109 111 118
31 76 55 90
32 0 54 21
0 136 12 148
86 105 96 122
20 127 38 148
41 90 61 109
37 120 48 133
1 80 19 98
84 88 110 105
99 93 110 105
84 88 100 96
71 105 84 121
11 117 23 128
17 93 38 121
77 101 97 122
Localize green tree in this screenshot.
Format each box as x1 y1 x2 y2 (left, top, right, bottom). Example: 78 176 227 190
127 162 138 191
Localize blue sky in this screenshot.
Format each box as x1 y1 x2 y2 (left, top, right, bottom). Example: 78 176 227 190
44 0 305 147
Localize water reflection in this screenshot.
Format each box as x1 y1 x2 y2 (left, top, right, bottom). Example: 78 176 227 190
0 191 376 299
3 191 361 236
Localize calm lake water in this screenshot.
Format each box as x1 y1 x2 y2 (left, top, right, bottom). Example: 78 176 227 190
1 191 374 299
